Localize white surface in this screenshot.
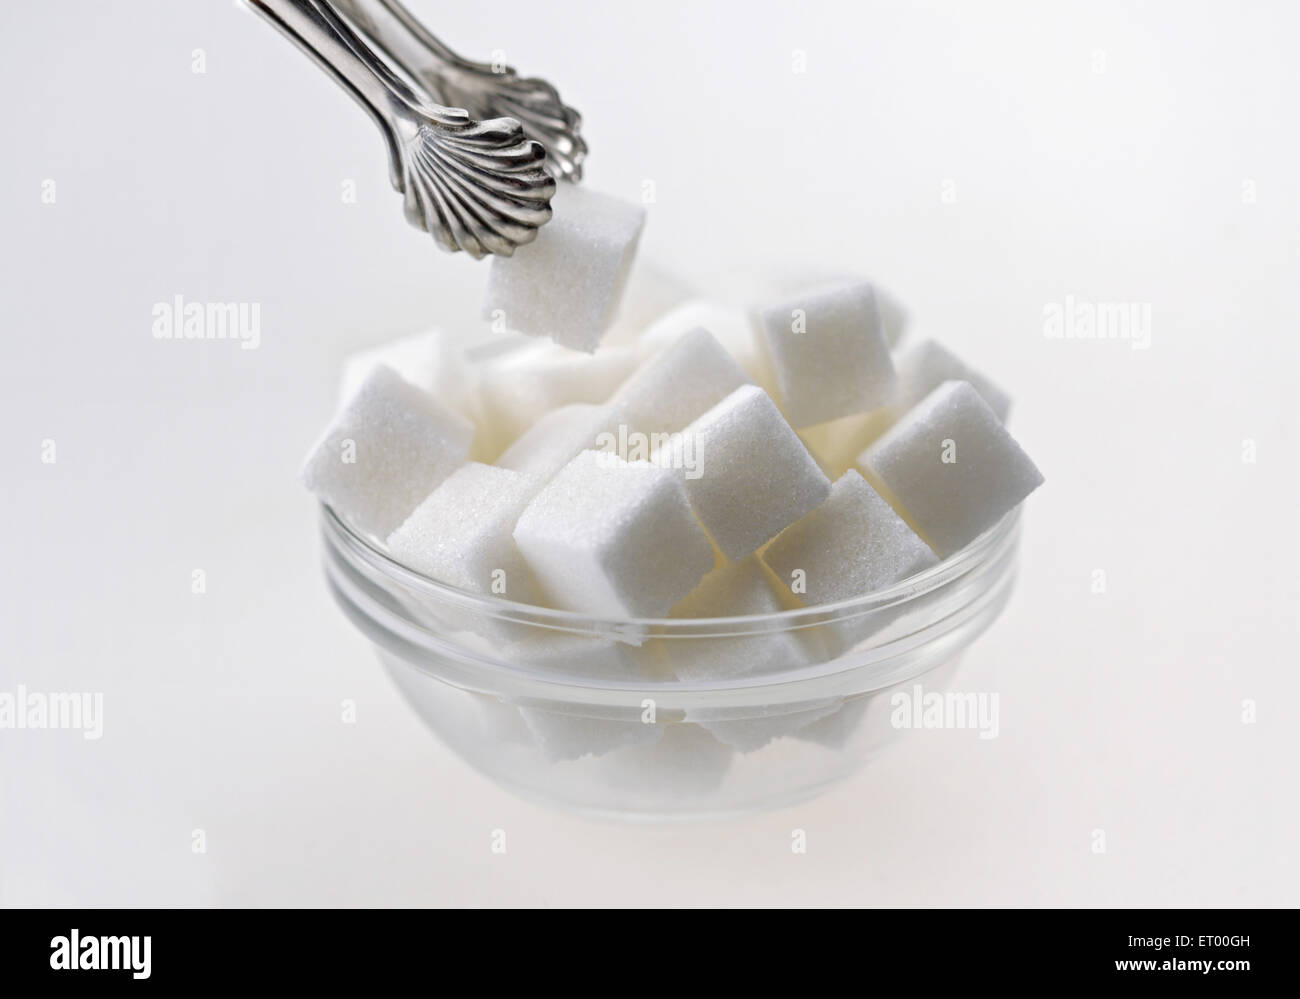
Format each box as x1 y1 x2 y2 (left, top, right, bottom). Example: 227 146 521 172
1 0 1297 906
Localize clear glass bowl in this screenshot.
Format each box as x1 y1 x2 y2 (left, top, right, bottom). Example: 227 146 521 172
321 504 1022 820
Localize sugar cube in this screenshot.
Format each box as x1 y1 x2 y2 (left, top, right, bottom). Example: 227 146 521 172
338 328 494 460
874 286 910 349
740 265 910 348
517 706 663 761
505 639 667 761
665 557 813 682
761 469 937 651
635 300 766 385
755 280 897 428
796 338 1006 479
661 385 830 560
893 338 1012 422
472 693 535 746
301 364 472 538
605 264 696 344
496 403 614 482
337 327 475 418
505 630 668 681
860 380 1044 557
387 462 541 602
607 327 752 437
512 450 714 618
798 408 896 479
597 723 733 795
688 700 841 753
482 185 646 352
762 469 938 604
791 696 874 750
476 341 635 456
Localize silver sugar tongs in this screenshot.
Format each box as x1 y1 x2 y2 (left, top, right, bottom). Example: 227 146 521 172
248 0 587 258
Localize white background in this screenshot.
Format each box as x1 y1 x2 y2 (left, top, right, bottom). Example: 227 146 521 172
2 0 1297 906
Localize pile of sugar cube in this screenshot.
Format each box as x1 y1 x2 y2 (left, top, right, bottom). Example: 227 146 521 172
302 184 1043 758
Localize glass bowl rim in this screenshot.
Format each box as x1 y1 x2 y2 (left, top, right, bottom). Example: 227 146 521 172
321 501 1022 637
